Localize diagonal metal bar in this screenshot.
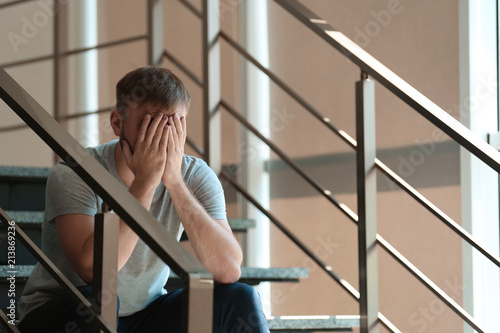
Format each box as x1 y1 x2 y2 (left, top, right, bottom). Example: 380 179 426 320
0 54 54 69
0 208 116 333
274 0 500 174
64 35 148 57
220 170 360 301
220 99 358 223
218 31 356 150
376 159 500 268
58 107 114 121
378 313 401 333
163 50 203 87
0 0 32 10
0 36 147 69
0 309 20 333
377 235 485 333
176 0 202 18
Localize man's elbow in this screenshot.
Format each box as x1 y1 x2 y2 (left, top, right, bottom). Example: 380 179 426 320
78 265 94 285
214 264 241 284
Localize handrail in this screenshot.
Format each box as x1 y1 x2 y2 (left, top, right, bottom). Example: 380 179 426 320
274 0 500 174
0 67 213 332
216 2 500 332
0 208 115 333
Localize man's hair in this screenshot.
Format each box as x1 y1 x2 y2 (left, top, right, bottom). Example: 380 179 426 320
116 66 190 118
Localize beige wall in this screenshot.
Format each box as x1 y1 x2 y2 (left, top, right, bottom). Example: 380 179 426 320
0 1 465 332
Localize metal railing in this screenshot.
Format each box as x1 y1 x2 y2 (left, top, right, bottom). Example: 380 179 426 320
165 0 500 332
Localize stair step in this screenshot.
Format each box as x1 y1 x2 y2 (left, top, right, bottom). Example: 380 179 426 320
0 315 359 333
0 266 308 283
167 267 308 289
1 211 43 227
0 167 49 212
267 315 359 332
0 166 50 180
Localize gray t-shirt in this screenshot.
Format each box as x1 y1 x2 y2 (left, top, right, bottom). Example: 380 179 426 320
18 139 227 319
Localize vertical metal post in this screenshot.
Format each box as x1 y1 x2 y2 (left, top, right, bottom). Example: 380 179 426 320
92 209 120 333
356 72 379 333
183 275 214 333
203 0 221 172
148 0 164 66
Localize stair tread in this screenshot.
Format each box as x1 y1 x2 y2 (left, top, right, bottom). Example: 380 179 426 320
2 211 44 226
0 166 50 180
267 315 359 330
0 265 307 282
0 316 360 333
169 267 308 282
2 211 254 231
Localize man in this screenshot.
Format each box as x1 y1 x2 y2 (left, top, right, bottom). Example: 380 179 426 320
18 67 269 332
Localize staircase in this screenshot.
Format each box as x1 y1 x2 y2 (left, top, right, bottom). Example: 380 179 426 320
0 166 359 332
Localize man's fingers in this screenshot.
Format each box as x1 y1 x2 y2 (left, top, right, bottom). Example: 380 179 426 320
180 116 187 144
137 114 151 143
145 113 167 144
169 115 180 148
167 124 174 152
152 115 169 147
160 125 170 151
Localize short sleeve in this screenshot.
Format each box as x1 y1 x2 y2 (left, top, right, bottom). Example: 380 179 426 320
45 162 99 224
187 160 227 221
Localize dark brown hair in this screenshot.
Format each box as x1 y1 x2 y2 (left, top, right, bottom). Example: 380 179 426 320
116 66 190 118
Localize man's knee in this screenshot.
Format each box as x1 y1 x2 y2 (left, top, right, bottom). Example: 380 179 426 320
215 283 261 308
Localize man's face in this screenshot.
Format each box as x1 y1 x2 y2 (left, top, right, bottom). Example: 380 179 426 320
120 103 188 152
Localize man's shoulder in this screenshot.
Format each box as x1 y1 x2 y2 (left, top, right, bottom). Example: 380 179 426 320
182 155 218 183
182 154 207 169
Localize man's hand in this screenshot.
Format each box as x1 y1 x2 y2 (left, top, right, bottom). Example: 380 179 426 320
122 113 170 189
162 113 187 188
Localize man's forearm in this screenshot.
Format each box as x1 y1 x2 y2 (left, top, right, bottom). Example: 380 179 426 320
167 180 243 283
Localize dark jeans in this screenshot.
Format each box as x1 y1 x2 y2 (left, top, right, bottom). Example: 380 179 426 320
18 283 269 333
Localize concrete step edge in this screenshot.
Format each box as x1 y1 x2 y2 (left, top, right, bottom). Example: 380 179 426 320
0 265 307 282
0 166 50 180
267 315 360 330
